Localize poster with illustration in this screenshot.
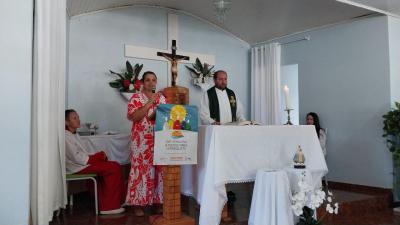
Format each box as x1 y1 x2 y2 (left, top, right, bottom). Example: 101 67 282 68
154 104 198 165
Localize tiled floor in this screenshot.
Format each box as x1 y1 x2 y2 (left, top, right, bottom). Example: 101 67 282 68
50 183 400 225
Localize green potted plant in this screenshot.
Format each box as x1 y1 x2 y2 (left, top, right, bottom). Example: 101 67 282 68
108 60 143 100
382 102 400 201
185 58 214 87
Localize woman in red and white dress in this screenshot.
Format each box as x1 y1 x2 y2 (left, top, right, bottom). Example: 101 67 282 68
125 71 166 216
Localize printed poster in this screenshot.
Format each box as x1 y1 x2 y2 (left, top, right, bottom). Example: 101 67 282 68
154 104 198 165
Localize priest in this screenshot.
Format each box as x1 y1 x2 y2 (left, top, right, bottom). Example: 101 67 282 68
200 70 246 125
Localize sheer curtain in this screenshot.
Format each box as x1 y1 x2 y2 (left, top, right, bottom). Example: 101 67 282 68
251 43 282 125
30 0 67 224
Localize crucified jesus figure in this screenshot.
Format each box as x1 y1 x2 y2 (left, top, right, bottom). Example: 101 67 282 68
157 40 189 86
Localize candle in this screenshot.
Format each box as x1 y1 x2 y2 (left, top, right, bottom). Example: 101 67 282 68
284 85 291 110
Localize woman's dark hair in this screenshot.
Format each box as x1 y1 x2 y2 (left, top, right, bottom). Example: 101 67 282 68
65 109 76 120
307 112 322 138
141 71 157 82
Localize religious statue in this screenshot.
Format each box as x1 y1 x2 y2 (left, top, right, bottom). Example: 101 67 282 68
157 40 189 87
293 145 306 169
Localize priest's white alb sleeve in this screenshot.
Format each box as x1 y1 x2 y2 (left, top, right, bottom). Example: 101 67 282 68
236 96 246 122
199 92 216 125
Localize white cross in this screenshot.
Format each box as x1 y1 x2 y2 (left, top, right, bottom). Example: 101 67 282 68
124 13 215 86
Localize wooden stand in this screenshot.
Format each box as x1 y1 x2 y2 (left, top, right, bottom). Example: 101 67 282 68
162 86 189 105
150 86 194 225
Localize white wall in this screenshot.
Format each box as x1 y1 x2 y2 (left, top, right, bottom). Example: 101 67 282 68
261 16 393 188
388 16 400 105
68 6 250 133
0 0 33 224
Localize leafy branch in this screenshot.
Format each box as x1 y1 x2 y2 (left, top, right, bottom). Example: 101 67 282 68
185 58 215 82
383 102 400 166
108 61 143 92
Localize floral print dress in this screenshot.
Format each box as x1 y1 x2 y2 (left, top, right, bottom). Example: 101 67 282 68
125 92 166 206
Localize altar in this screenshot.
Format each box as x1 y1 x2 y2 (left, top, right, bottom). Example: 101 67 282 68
181 125 328 225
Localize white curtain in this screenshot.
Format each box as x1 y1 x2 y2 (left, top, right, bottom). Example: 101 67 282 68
251 43 282 125
31 0 67 224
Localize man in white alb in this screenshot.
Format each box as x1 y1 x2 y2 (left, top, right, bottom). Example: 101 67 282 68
200 70 246 125
199 70 246 220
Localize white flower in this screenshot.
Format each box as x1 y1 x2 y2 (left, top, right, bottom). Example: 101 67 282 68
294 192 306 201
334 207 339 214
292 205 303 216
316 190 326 199
296 201 304 208
326 203 334 214
308 191 325 209
291 172 340 218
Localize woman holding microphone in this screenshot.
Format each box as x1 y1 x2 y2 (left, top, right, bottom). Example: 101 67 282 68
125 71 166 216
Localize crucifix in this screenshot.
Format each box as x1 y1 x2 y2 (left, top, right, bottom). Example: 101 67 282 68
124 14 216 225
157 40 189 87
125 14 215 88
127 14 203 225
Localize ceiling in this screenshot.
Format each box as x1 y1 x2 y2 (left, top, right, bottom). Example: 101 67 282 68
337 0 400 16
67 0 374 44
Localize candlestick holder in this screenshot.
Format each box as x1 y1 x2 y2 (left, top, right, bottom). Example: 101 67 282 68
284 108 293 125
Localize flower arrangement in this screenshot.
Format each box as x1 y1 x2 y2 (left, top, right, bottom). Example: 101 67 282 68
291 171 339 225
185 58 215 84
108 60 143 93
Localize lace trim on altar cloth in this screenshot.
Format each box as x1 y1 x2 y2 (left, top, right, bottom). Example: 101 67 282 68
215 178 256 186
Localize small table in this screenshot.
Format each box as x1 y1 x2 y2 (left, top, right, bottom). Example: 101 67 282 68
249 170 294 225
248 168 314 225
80 133 131 165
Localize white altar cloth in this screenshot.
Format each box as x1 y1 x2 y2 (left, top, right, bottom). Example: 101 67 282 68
181 125 328 225
80 133 131 164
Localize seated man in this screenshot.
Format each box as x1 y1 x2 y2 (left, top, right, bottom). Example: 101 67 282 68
200 70 246 125
65 109 125 215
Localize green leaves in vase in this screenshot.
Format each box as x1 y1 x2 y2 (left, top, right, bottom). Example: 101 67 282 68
108 60 143 92
185 58 214 83
297 207 322 225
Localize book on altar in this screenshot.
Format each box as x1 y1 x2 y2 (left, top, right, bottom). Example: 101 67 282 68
224 120 261 126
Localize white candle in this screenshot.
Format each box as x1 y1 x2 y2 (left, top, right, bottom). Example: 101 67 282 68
284 85 291 110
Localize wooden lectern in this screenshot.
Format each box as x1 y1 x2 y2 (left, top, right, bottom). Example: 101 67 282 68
149 86 195 225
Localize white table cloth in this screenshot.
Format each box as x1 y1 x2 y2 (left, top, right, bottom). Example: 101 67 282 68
249 170 294 225
248 169 314 225
181 125 328 225
80 133 131 164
